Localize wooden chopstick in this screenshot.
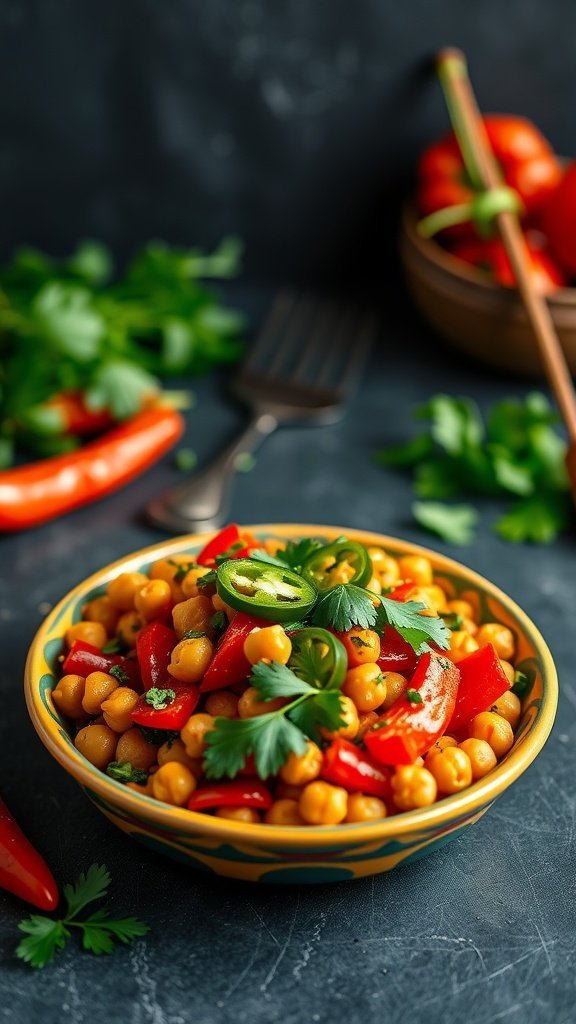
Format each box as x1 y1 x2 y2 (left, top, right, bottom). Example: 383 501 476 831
436 48 576 498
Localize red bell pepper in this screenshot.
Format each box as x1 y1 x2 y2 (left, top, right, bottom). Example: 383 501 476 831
62 640 141 689
365 652 460 766
131 685 200 731
451 235 565 295
0 797 59 910
377 627 418 677
200 612 269 692
447 643 510 733
321 738 392 799
196 524 241 566
136 620 177 691
187 779 273 812
387 582 417 601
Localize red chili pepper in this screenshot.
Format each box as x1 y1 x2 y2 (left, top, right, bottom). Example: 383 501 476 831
0 797 59 910
131 685 200 730
321 738 392 799
62 640 141 689
136 621 177 691
447 643 510 733
365 652 460 766
377 627 418 677
187 779 273 812
200 612 269 692
542 161 576 276
196 524 241 566
451 234 565 295
0 406 184 532
42 392 116 436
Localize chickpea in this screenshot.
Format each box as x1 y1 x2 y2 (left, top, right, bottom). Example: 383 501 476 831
116 728 158 771
65 621 107 650
343 663 387 712
134 579 173 621
489 690 521 730
345 794 387 823
52 674 86 719
368 546 388 570
116 611 145 648
366 575 383 595
181 566 213 598
264 799 306 826
343 628 381 667
459 617 478 637
212 593 236 620
320 696 359 740
168 636 214 683
459 590 482 620
499 660 516 686
379 554 400 589
180 713 215 757
459 738 497 780
448 630 479 664
107 572 149 612
299 781 348 825
82 671 118 715
425 735 458 761
101 687 140 732
150 555 195 601
279 741 323 786
216 807 261 823
157 738 201 773
409 585 448 616
469 712 515 759
81 595 119 635
475 623 515 662
357 711 379 739
379 673 408 710
152 762 196 806
427 746 473 794
391 765 437 811
446 599 476 621
172 596 213 639
243 625 292 666
263 538 285 556
237 686 287 719
397 555 433 586
327 560 357 586
204 690 239 719
75 723 117 770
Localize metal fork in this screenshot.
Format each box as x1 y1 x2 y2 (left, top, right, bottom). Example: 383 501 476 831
147 291 377 533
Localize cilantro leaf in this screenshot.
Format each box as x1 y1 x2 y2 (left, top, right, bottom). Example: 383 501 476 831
417 394 484 455
376 596 451 654
287 691 345 744
145 688 176 710
312 585 377 632
67 241 113 286
109 665 130 684
106 761 149 784
406 688 423 705
203 713 307 779
31 282 105 361
375 433 433 467
16 918 69 969
64 863 111 919
496 493 571 544
412 501 479 545
281 538 323 571
79 910 149 954
85 360 158 420
250 660 315 700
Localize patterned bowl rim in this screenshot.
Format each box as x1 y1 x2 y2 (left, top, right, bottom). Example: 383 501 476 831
25 524 558 849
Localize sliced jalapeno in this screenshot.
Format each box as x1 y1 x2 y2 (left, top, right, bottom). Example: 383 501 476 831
216 558 317 622
289 627 347 690
300 539 372 591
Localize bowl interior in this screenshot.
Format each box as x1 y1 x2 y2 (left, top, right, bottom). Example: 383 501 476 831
25 525 558 846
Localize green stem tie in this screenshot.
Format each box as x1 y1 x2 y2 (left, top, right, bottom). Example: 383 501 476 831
418 185 522 240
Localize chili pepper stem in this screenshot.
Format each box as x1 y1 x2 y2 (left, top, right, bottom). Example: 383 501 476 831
418 202 474 238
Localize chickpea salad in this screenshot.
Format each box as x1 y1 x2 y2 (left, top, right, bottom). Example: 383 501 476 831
52 525 528 827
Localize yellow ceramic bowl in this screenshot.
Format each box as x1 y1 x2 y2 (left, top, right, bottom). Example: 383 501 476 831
25 525 557 884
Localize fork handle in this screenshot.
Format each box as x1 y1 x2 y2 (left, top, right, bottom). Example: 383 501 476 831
147 412 279 533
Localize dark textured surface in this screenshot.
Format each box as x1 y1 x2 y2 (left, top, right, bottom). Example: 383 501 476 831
0 286 574 1023
1 0 575 282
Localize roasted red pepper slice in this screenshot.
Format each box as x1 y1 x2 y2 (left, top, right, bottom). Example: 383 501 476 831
0 798 59 910
187 779 273 812
447 643 510 732
377 627 418 677
365 652 460 766
200 612 269 692
196 524 240 566
136 621 177 691
62 640 141 689
321 738 392 799
131 685 199 730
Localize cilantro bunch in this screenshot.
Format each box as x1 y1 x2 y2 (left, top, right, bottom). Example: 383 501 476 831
0 237 244 467
377 392 572 544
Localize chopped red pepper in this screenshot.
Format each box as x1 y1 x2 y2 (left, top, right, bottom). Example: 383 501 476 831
387 582 417 602
0 797 59 911
62 640 141 689
187 779 273 812
131 685 200 731
321 738 392 799
136 620 177 691
377 627 418 677
196 524 240 567
365 652 460 766
447 643 510 732
200 612 269 692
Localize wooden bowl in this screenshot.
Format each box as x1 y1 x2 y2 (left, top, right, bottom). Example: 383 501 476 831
400 203 576 376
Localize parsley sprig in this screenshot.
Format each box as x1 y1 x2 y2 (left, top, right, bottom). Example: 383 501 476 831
250 538 323 573
204 661 345 779
16 864 148 969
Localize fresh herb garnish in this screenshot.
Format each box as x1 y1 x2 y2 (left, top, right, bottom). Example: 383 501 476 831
406 689 423 705
101 637 123 654
138 727 179 747
251 538 323 573
196 570 217 588
168 559 196 582
209 611 228 635
204 660 345 778
144 688 176 710
106 761 148 784
350 635 371 649
16 864 148 969
312 584 377 632
412 501 479 546
182 630 206 640
108 665 129 685
442 612 463 631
